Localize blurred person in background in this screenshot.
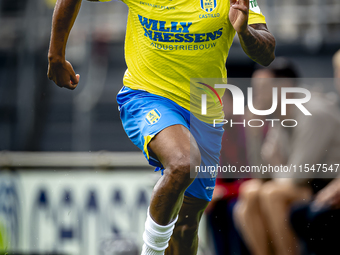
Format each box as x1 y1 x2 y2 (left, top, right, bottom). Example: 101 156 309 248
258 56 340 255
334 49 340 80
206 90 250 255
245 66 275 169
206 65 277 255
229 65 277 255
235 55 340 255
334 49 340 94
289 49 340 255
233 59 314 255
46 0 275 255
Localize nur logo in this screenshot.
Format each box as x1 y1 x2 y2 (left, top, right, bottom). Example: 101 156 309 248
145 109 161 125
200 0 217 13
197 82 222 115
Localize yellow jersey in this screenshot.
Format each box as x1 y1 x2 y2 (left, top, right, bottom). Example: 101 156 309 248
106 0 266 119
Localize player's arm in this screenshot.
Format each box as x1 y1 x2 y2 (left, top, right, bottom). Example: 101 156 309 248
47 0 82 89
229 0 275 66
238 23 275 66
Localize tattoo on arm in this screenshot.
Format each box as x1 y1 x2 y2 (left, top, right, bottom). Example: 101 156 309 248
238 24 276 66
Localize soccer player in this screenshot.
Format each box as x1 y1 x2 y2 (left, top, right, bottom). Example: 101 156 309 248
47 0 275 254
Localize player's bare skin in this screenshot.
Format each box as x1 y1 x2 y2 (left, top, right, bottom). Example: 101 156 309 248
167 196 208 254
147 2 276 251
148 124 201 225
48 0 275 254
47 0 81 88
147 124 206 254
230 0 276 66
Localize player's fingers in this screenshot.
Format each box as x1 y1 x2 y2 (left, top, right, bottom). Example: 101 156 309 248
68 74 80 89
239 0 249 8
53 75 74 89
230 0 237 6
47 67 53 80
231 3 248 13
64 82 78 90
69 68 79 84
71 74 80 85
64 60 78 84
70 72 79 84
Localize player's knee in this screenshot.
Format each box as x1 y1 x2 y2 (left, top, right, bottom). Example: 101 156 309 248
167 160 194 189
166 150 200 188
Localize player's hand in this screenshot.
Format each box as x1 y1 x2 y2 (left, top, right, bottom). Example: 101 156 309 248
229 0 249 34
47 58 80 90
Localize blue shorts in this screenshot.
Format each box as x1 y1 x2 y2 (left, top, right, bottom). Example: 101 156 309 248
116 86 224 201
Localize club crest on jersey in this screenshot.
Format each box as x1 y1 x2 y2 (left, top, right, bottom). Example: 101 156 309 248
145 109 161 125
200 0 217 13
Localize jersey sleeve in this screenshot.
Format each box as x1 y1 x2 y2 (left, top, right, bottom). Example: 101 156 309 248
248 0 266 24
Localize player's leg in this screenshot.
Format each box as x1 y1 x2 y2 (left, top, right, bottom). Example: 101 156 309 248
141 124 201 255
165 195 208 255
116 87 222 254
162 112 224 254
147 124 201 225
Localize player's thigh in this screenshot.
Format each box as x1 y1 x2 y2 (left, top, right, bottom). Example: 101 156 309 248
148 124 201 171
117 86 199 170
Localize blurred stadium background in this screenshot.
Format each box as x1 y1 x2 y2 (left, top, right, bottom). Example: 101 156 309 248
0 0 339 254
